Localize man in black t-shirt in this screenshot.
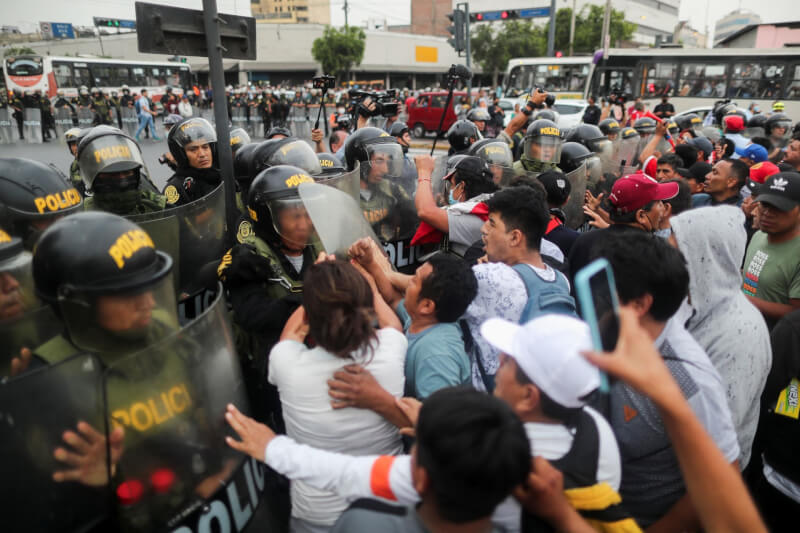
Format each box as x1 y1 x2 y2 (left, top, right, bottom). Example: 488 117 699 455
653 96 675 120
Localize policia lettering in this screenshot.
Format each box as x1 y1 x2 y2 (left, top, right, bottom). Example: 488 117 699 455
111 383 192 432
34 189 82 214
108 229 155 268
94 144 132 164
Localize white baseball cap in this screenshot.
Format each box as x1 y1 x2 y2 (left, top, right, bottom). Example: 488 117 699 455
480 314 600 408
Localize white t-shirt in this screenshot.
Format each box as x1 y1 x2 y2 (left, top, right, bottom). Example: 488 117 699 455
268 328 407 525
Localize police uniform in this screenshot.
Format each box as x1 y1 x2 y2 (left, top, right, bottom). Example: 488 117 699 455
361 179 412 241
90 95 111 126
163 118 222 207
513 118 564 176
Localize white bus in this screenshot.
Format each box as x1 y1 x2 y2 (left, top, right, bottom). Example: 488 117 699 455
3 55 192 101
503 48 800 117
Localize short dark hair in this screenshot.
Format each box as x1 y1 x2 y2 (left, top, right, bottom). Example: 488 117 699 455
717 138 735 158
329 130 346 149
673 144 698 168
416 387 530 523
662 178 691 215
722 157 749 190
419 254 478 323
607 200 656 224
750 136 772 151
657 153 683 171
485 186 549 251
688 161 711 184
592 232 689 322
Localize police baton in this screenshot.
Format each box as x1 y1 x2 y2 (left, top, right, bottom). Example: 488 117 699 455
431 64 472 156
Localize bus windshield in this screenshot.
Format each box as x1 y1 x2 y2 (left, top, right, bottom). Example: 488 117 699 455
5 57 43 77
505 63 589 97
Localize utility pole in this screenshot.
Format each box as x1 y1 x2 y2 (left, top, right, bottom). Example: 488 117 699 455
569 0 576 56
546 0 556 57
601 0 611 59
343 0 349 28
464 2 471 105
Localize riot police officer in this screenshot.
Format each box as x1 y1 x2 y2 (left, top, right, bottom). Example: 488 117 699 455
316 152 347 179
468 138 514 186
229 126 252 155
76 85 91 108
466 107 491 136
64 128 85 195
77 126 166 215
90 88 111 126
36 90 54 141
10 89 24 140
389 120 417 194
598 118 621 142
344 127 414 241
108 90 122 128
446 119 480 156
217 164 321 421
119 85 135 109
513 119 564 174
0 157 83 249
163 117 221 207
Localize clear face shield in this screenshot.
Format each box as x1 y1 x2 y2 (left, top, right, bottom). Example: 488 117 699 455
562 161 589 229
79 135 146 192
524 135 563 164
770 120 792 140
689 119 704 137
587 138 615 175
476 142 515 186
0 249 39 322
267 140 323 176
362 142 405 185
267 197 319 253
615 133 640 170
585 155 604 188
744 126 765 139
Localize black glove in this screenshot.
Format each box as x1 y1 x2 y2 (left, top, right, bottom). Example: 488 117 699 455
217 244 275 287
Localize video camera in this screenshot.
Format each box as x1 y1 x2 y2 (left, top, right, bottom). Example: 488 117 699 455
446 64 473 83
349 88 399 118
312 75 336 91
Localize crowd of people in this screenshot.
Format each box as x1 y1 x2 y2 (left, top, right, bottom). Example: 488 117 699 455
1 74 799 533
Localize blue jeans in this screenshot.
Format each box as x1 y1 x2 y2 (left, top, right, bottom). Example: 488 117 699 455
135 113 155 138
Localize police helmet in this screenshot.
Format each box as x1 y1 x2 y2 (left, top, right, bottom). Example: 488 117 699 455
0 158 82 249
0 229 39 319
712 102 737 127
343 127 404 181
665 120 679 136
533 109 556 122
469 138 513 169
598 118 621 137
446 120 480 154
675 113 702 135
389 121 409 138
247 165 315 247
252 137 322 176
32 212 176 353
621 127 640 141
79 85 88 96
64 127 82 145
266 126 292 139
229 127 252 155
90 87 99 94
633 117 658 135
559 142 593 174
121 84 130 92
765 113 792 138
317 153 347 178
233 142 260 199
77 126 145 194
466 107 491 124
523 119 563 165
167 117 218 169
747 114 768 129
565 124 608 153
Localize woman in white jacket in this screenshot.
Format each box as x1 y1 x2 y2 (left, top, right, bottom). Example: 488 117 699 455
177 95 193 118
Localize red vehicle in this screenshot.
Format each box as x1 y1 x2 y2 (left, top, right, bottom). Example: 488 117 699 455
406 91 467 138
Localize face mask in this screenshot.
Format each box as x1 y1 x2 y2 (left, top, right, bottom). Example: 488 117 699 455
448 189 458 205
654 228 672 239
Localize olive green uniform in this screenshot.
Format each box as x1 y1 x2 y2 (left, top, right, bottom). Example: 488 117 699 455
84 189 167 216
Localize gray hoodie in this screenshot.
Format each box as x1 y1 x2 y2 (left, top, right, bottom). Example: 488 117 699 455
671 206 771 467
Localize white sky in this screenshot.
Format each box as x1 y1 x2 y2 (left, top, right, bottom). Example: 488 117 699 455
3 0 799 42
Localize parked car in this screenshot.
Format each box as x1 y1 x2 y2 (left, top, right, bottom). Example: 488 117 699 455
407 91 467 138
552 100 589 130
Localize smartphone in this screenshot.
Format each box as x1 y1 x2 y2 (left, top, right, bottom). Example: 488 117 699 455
574 258 621 393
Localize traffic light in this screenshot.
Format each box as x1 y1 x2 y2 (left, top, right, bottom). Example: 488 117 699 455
447 9 466 53
471 9 530 22
93 17 121 28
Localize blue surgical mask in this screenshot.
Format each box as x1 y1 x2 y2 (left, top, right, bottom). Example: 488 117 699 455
654 228 672 239
448 189 458 205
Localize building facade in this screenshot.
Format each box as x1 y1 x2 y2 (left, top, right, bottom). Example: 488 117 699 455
714 10 762 46
251 0 330 25
674 20 707 49
716 21 800 49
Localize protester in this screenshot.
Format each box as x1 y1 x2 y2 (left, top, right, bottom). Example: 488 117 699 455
693 158 748 207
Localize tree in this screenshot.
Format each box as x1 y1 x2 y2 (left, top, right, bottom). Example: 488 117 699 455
548 6 636 56
471 20 546 87
311 26 366 82
3 46 36 57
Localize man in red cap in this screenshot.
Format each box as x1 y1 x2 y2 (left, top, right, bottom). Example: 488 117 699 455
568 172 679 282
723 114 749 153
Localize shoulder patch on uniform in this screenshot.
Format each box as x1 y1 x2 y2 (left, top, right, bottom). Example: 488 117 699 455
164 185 180 205
236 220 253 243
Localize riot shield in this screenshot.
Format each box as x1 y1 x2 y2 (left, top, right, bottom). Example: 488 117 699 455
53 107 73 140
231 106 248 134
562 162 588 229
0 305 63 379
127 184 226 297
250 110 264 139
613 137 640 176
109 107 121 130
77 107 94 129
430 155 450 207
0 107 15 144
0 353 109 532
744 126 765 139
299 170 382 257
120 107 138 137
314 163 361 203
104 287 260 532
701 126 721 143
23 108 43 143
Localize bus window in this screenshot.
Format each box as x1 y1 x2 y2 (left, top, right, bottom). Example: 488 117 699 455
73 64 92 88
148 67 166 86
52 61 73 88
594 68 633 98
165 68 180 87
787 65 800 100
113 67 131 87
91 65 112 87
680 63 728 98
179 68 191 89
643 63 676 97
131 67 147 87
5 57 43 77
505 65 532 97
730 63 784 99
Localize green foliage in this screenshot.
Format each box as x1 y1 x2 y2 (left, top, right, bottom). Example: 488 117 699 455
470 7 635 75
311 26 366 79
3 46 36 57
